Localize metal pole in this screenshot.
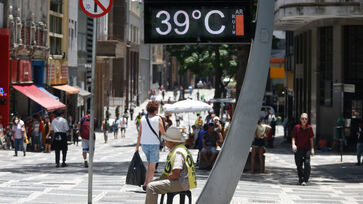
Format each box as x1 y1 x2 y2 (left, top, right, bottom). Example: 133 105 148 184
197 1 274 203
88 11 98 204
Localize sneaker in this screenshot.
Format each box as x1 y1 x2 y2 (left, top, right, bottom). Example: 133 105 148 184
84 161 88 168
61 163 67 167
301 182 307 186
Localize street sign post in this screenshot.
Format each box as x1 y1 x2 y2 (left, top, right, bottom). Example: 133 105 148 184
79 1 112 203
80 0 113 18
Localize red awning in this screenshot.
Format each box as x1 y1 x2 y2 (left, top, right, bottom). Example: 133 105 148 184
13 85 66 111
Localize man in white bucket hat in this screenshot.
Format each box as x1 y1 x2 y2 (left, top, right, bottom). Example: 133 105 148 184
145 127 197 204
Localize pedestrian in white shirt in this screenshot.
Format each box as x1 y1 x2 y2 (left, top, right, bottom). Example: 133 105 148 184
51 110 69 168
12 115 26 156
120 117 127 138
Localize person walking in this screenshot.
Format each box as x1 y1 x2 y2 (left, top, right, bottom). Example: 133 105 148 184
31 114 43 152
135 113 141 132
120 116 127 138
113 117 120 139
130 103 135 121
12 115 26 156
102 118 109 143
72 121 79 146
356 121 363 165
145 127 197 204
79 111 95 168
51 110 69 167
136 101 166 190
115 105 120 119
43 116 52 153
292 113 314 185
249 119 271 173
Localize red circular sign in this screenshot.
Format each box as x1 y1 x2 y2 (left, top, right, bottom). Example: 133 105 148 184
80 0 113 18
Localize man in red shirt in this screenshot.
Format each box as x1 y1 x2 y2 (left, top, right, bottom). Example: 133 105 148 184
292 113 314 186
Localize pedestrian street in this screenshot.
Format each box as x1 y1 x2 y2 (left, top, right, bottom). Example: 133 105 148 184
0 91 362 203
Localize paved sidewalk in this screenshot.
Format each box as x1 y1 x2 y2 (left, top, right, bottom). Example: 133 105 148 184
0 90 362 203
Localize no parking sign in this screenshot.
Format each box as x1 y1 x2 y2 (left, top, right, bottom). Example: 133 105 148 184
80 0 113 18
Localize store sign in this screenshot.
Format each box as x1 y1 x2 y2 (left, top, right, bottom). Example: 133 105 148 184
48 60 68 85
0 88 7 97
144 0 251 44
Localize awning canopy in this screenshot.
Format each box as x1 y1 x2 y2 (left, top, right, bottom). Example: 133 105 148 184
37 86 59 101
52 84 80 94
75 86 91 97
13 85 66 111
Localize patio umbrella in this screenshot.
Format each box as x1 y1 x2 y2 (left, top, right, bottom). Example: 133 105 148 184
163 99 212 113
164 99 212 133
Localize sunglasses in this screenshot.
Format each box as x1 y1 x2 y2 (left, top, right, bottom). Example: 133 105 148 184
300 118 308 121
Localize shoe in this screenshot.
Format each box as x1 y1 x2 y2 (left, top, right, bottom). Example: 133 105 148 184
61 163 67 167
56 163 60 168
14 154 17 157
23 152 26 156
142 185 146 191
84 161 88 168
355 163 361 166
301 182 306 186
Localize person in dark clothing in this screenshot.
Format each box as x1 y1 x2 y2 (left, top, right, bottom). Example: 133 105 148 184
356 121 363 165
292 113 314 185
201 122 223 168
51 110 69 167
43 116 52 153
72 121 79 146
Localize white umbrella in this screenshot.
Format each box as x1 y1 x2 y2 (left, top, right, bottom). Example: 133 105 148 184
164 99 212 113
164 99 212 133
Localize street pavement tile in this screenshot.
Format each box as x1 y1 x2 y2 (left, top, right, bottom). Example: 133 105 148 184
293 200 342 204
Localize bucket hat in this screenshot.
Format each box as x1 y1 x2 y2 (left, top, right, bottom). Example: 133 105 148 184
162 127 185 143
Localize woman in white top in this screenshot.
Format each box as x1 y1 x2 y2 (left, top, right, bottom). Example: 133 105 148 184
136 101 166 189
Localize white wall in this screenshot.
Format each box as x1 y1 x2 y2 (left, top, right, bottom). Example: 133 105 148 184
68 0 78 67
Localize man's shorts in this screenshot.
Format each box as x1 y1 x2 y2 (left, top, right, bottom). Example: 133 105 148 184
82 139 90 153
201 146 217 153
141 144 159 163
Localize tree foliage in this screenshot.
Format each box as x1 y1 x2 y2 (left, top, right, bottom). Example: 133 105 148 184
166 44 238 84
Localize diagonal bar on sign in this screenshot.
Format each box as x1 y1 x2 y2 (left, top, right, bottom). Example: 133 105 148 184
94 0 107 12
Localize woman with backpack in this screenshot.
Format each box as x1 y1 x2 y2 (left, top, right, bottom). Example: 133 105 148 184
135 101 166 190
113 117 120 139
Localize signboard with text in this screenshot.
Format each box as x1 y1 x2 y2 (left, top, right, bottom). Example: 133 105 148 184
144 0 252 44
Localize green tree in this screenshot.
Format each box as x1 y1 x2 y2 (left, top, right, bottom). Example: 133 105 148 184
166 44 238 114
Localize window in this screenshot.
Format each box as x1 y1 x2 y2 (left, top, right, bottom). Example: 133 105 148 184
318 26 333 106
50 36 61 55
78 33 86 51
50 0 62 13
49 15 62 34
343 26 363 81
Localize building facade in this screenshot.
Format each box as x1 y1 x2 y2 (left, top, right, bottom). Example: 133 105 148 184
275 0 363 145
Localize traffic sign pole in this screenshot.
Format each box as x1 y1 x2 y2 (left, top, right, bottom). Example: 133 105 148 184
88 11 98 204
79 1 112 203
